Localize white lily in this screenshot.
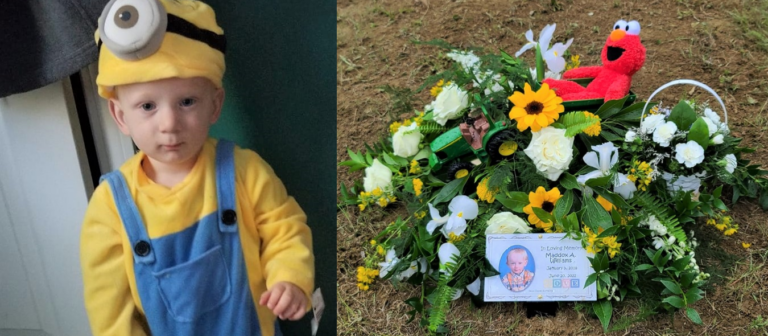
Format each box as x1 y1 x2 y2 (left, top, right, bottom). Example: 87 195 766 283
426 195 479 239
396 257 428 281
577 142 619 185
543 38 574 74
378 248 400 278
466 277 481 296
438 243 461 275
613 173 637 199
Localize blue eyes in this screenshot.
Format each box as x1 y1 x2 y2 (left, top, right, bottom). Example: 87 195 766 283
138 98 196 111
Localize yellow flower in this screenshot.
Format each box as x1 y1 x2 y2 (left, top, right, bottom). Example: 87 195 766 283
742 242 752 249
377 245 385 255
566 55 580 70
715 223 726 231
430 79 447 97
413 178 424 196
448 232 466 243
523 186 562 228
388 195 397 203
389 121 402 134
358 203 366 211
508 83 564 132
372 187 383 197
370 240 376 245
476 177 498 203
724 228 736 236
414 210 426 219
596 195 615 212
582 112 602 137
414 112 425 126
378 197 388 207
409 160 422 174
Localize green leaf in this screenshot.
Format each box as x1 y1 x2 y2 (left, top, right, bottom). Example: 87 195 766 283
561 112 600 137
585 273 598 288
671 255 692 272
532 207 556 226
595 95 629 120
382 152 399 166
680 272 696 288
496 191 530 213
553 190 574 222
686 308 703 325
612 101 653 121
687 117 710 150
601 131 624 142
347 149 364 163
560 173 581 190
685 287 704 304
634 264 654 271
432 177 468 205
759 192 768 210
713 185 723 199
663 296 685 309
592 300 612 332
585 175 612 188
660 280 683 295
668 101 697 130
565 212 579 232
583 194 613 230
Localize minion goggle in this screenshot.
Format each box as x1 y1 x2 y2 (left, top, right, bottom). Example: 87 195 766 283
97 0 226 61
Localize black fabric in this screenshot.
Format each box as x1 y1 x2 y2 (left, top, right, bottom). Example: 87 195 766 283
166 13 226 54
0 0 108 98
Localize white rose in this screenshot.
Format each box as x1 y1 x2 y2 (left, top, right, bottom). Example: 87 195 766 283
432 84 469 126
485 212 532 234
675 141 705 168
392 123 422 158
711 134 724 145
624 130 637 142
524 126 574 181
640 114 666 134
724 154 737 173
363 159 393 192
704 108 721 123
613 173 637 199
702 117 717 136
661 172 702 194
652 121 678 147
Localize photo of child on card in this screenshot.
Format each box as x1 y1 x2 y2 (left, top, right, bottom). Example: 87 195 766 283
499 246 536 292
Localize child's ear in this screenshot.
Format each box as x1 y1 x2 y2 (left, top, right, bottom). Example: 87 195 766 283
210 87 225 124
108 98 131 136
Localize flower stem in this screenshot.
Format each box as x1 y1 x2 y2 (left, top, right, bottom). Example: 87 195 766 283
535 44 545 83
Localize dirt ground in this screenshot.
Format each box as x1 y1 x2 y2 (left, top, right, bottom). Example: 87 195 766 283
337 0 768 334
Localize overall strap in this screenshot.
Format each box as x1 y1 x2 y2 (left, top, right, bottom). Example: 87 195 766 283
100 171 156 264
215 139 239 233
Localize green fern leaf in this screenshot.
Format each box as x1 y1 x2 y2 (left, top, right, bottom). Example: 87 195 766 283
631 192 687 244
560 112 600 137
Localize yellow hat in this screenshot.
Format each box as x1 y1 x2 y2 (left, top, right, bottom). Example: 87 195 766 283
95 0 226 98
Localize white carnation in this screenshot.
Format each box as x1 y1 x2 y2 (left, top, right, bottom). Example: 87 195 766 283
652 121 678 147
363 159 393 192
431 84 469 126
661 172 702 194
675 141 705 168
485 212 532 234
702 117 717 136
711 134 724 145
524 126 574 181
624 130 637 142
641 114 666 134
392 123 422 158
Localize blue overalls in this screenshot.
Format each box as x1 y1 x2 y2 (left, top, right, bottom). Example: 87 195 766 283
101 140 280 335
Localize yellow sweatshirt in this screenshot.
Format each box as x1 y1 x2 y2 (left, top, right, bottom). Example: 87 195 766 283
80 138 314 336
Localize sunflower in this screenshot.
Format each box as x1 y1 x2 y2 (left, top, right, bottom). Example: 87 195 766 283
508 83 564 132
523 186 562 230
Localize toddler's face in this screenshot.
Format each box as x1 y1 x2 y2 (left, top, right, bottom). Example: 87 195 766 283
108 77 224 168
507 252 527 274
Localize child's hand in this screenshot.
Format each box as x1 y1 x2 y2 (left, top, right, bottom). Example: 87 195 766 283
258 282 308 321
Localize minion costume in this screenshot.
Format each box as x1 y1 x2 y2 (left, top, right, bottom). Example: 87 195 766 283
80 1 314 335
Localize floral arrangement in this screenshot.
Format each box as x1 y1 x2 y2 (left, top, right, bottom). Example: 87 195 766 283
339 23 768 333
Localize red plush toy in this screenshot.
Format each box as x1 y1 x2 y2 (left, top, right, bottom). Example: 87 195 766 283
543 20 646 101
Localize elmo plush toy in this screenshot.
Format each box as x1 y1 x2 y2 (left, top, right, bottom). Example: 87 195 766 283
543 20 646 101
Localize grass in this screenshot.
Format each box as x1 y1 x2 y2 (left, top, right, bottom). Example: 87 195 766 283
729 0 768 53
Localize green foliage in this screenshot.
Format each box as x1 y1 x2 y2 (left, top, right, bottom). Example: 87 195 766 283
631 192 687 244
667 101 697 130
558 111 601 137
687 117 710 150
419 120 449 135
379 84 416 121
